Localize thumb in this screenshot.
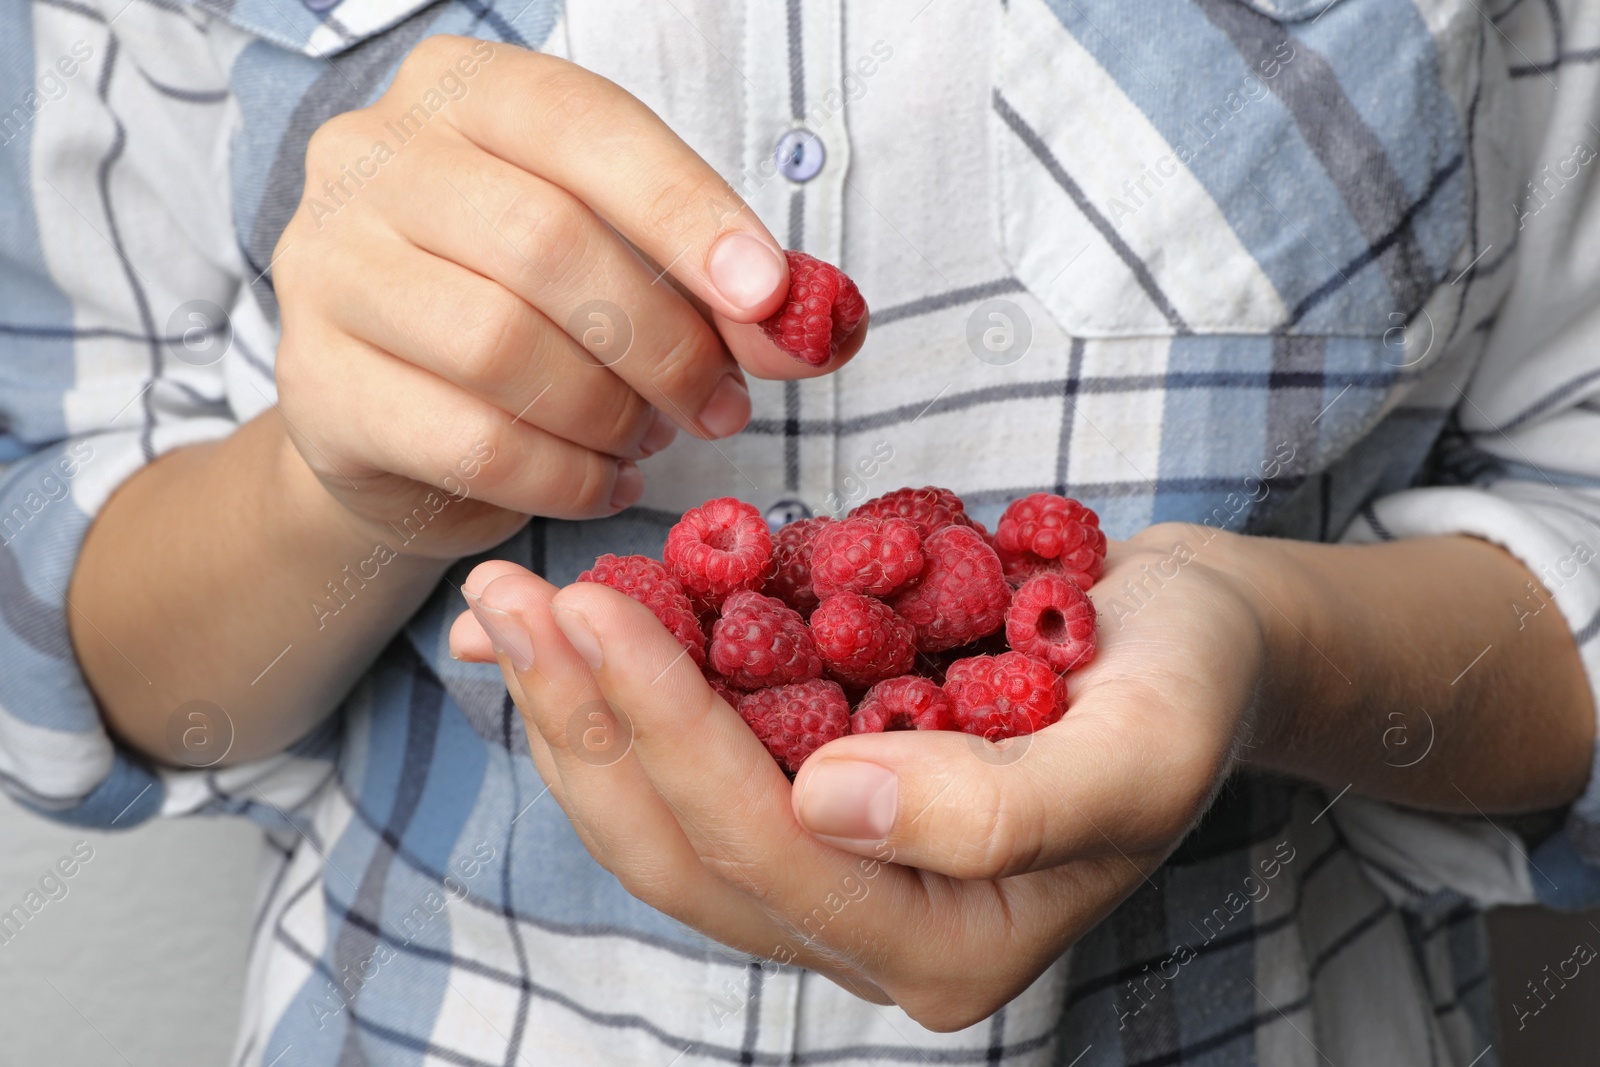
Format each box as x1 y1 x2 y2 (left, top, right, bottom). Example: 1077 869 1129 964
789 713 1152 880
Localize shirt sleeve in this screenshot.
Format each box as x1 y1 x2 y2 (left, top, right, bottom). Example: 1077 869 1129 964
0 2 332 829
1273 0 1600 912
1345 351 1600 910
1337 11 1600 904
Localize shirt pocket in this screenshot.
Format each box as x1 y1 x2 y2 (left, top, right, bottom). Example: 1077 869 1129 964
991 0 1470 341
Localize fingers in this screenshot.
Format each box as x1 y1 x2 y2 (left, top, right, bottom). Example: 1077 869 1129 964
466 566 889 984
533 579 921 986
790 673 1205 880
449 559 530 662
368 140 754 438
419 40 788 324
285 332 643 518
324 239 676 459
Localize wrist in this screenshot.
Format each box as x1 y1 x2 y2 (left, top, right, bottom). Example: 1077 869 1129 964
264 418 453 577
1198 529 1333 773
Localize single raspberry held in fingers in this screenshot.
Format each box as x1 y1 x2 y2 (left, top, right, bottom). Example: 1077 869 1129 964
944 652 1065 740
890 525 1009 652
738 679 851 774
759 251 867 367
576 554 706 668
665 497 773 603
811 517 924 598
709 590 822 690
763 516 834 615
996 494 1106 589
852 676 955 733
1006 574 1097 672
810 592 917 688
849 486 970 539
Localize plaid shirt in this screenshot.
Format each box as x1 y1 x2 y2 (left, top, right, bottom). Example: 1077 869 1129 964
4 0 1600 1063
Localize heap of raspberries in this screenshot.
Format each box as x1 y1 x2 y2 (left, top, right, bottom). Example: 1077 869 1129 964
577 488 1105 775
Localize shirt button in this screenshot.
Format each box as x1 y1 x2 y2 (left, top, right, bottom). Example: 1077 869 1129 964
765 498 812 532
774 129 825 183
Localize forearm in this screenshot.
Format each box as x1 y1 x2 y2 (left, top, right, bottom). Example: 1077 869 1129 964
69 413 452 766
1230 533 1595 814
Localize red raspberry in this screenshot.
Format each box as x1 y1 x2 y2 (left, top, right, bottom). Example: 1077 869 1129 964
762 516 833 615
664 497 773 603
809 592 916 688
943 652 1066 740
811 517 924 598
852 676 955 733
889 525 1009 652
1006 574 1097 672
576 554 706 667
849 486 970 539
737 679 851 774
997 548 1102 590
709 590 822 690
995 494 1106 589
759 251 867 367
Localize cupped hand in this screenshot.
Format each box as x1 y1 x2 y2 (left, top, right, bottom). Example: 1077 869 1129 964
272 36 865 560
448 524 1265 1029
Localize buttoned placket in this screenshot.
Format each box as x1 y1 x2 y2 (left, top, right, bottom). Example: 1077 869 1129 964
741 0 848 531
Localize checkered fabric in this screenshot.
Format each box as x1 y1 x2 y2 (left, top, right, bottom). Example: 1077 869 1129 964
3 0 1600 1063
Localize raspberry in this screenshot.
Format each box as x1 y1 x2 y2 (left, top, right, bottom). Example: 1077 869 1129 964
810 517 924 598
1006 574 1097 672
997 548 1102 590
664 497 773 603
759 251 867 367
852 676 955 733
889 525 1010 652
709 590 822 690
995 494 1106 589
762 516 833 615
849 486 970 539
810 593 916 688
576 554 706 667
737 679 851 774
943 652 1066 740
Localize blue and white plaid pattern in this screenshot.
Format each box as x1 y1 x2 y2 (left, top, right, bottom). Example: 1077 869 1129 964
3 0 1600 1062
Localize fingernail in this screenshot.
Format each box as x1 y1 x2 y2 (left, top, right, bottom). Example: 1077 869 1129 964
708 232 783 313
697 374 750 438
796 760 898 844
552 605 604 670
640 409 678 456
463 588 535 672
610 460 644 510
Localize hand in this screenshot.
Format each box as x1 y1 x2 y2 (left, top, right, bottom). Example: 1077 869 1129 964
271 36 865 559
447 526 1266 1028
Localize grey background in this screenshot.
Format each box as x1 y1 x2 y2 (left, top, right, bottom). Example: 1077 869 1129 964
1 790 1597 1066
0 791 257 1067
